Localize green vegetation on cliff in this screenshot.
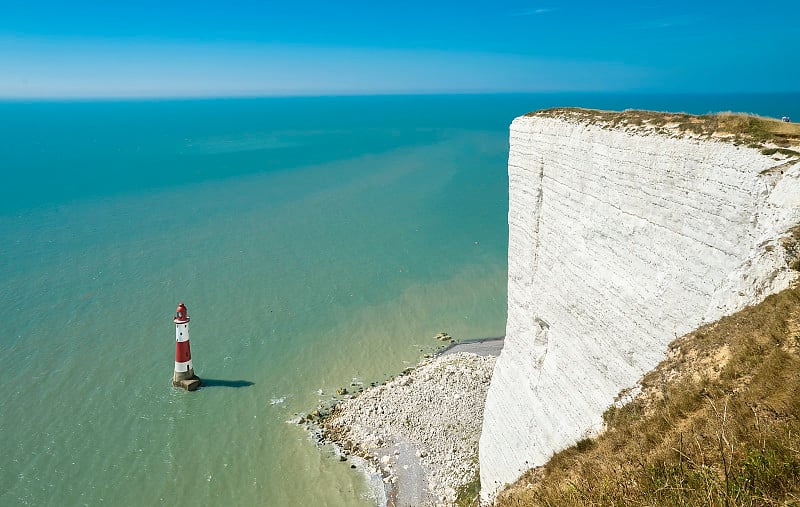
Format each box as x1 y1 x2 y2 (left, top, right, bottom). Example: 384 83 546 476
528 108 800 159
497 280 800 506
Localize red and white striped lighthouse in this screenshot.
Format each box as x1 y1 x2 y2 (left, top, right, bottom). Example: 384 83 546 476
172 302 201 391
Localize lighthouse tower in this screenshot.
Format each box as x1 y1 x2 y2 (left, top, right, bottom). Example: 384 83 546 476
172 302 201 391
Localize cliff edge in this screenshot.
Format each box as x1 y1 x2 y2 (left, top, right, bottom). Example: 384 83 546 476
479 109 800 503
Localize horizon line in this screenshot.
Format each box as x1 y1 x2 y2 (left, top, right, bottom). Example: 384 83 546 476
2 90 800 103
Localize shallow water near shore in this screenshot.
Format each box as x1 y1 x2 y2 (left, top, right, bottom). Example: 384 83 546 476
1 94 797 506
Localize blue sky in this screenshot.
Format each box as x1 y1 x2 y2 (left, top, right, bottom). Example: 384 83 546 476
1 0 798 97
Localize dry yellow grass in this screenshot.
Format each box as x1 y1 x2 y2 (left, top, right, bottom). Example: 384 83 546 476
527 108 800 158
495 284 800 507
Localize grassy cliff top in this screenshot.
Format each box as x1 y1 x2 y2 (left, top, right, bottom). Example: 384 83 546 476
526 108 800 159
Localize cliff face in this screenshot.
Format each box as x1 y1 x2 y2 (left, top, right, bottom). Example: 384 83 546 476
479 112 800 503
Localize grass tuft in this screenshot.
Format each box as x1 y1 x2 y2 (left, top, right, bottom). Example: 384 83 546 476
455 476 481 507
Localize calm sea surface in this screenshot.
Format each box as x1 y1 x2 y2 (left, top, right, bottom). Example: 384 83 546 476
1 94 797 506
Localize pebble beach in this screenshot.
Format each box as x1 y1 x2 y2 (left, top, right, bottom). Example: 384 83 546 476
312 339 502 507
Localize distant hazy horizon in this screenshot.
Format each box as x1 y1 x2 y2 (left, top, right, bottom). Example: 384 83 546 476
3 91 800 105
2 1 799 98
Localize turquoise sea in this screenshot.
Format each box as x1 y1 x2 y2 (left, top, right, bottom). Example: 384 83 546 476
1 94 798 506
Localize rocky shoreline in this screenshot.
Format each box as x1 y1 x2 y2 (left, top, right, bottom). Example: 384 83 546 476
300 339 502 507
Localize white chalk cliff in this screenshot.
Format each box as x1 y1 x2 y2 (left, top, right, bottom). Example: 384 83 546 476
479 111 800 503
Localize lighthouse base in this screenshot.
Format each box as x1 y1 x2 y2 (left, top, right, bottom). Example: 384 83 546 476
174 377 201 391
172 369 202 391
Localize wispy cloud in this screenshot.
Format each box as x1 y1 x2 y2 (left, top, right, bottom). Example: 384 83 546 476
512 7 557 16
630 17 699 30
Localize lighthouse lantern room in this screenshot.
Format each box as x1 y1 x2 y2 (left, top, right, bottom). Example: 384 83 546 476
172 302 201 391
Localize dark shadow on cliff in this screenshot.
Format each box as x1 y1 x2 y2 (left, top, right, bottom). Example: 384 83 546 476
199 378 255 388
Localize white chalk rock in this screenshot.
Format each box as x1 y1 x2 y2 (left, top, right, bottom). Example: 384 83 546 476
479 113 800 503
